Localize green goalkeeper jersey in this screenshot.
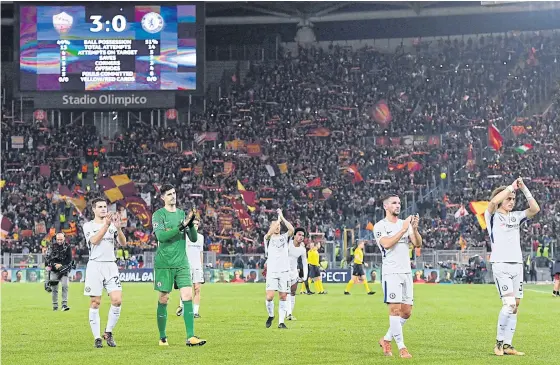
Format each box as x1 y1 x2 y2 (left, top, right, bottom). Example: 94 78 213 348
152 207 197 269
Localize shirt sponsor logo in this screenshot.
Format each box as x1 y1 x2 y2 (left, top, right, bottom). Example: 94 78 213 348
500 223 519 229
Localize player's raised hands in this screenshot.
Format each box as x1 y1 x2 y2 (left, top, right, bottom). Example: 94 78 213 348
104 212 113 227
516 177 525 190
402 215 413 232
111 212 121 228
511 179 519 190
184 208 196 226
276 208 283 220
412 214 420 229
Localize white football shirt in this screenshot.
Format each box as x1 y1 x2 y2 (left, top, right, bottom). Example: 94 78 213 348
373 218 413 275
484 210 527 263
288 240 308 277
187 233 204 270
82 221 118 262
265 232 290 273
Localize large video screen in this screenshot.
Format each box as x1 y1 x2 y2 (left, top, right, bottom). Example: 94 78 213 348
18 3 204 92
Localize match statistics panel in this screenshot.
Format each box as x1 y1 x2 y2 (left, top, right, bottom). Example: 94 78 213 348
18 3 204 92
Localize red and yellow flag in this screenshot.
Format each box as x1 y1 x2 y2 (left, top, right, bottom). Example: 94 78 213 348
237 180 256 212
97 175 137 202
123 197 151 228
469 201 489 230
488 124 503 151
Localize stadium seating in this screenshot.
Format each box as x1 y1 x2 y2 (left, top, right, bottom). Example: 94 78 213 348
2 33 559 265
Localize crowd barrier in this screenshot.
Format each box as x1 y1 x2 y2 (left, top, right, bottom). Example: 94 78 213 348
1 267 462 284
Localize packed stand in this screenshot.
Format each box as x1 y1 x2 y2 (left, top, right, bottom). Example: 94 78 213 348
106 34 560 259
2 33 560 267
0 109 147 266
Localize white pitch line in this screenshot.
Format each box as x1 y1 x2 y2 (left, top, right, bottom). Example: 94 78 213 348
524 288 553 295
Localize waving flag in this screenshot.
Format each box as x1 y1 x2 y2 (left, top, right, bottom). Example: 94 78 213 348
454 205 470 219
488 124 503 151
306 177 322 188
277 163 288 174
57 185 86 213
237 180 256 212
1 215 13 239
231 199 255 231
265 165 276 177
97 175 137 202
406 161 422 173
123 197 151 228
514 144 533 154
511 126 527 136
347 165 364 183
469 201 489 229
371 100 392 126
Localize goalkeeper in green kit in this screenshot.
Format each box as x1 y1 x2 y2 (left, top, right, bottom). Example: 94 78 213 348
152 184 206 347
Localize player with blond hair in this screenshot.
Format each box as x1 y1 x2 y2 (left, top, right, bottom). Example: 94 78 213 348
374 194 422 359
485 178 540 356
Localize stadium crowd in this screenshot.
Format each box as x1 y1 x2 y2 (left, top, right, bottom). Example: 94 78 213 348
2 32 559 267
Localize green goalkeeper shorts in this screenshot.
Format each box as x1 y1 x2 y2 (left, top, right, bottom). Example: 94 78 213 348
154 267 192 292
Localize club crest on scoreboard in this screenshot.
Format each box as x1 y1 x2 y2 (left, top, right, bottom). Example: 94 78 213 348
141 12 164 34
53 12 73 34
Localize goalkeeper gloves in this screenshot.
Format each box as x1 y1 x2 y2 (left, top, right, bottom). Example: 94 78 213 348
179 211 197 232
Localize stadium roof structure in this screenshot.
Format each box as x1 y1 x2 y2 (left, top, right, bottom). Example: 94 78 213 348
203 1 559 25
2 1 560 26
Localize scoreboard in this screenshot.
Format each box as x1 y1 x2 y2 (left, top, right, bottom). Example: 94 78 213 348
18 3 204 93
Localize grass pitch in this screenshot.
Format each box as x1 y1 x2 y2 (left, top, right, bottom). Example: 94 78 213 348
2 282 559 365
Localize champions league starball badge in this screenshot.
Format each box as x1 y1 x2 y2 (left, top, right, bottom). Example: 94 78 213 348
53 12 74 34
141 12 164 34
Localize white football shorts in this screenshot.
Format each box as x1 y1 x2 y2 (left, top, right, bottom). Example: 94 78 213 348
289 269 300 286
265 271 290 293
190 267 205 284
492 262 524 299
84 261 121 297
382 273 413 305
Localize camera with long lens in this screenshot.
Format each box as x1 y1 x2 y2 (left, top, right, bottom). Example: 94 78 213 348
45 248 76 293
44 258 76 292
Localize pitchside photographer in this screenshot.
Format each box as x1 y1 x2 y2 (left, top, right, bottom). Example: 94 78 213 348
45 233 74 311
